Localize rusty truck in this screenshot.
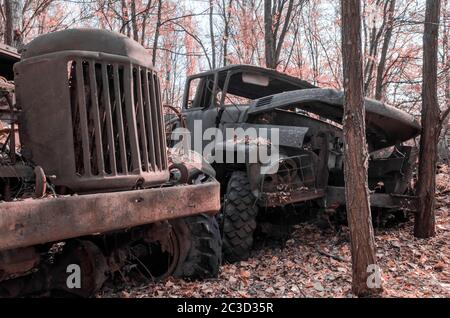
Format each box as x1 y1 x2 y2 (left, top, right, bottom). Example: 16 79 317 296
0 29 222 297
174 65 421 263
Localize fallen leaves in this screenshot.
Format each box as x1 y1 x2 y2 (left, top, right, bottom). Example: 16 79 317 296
228 276 238 284
239 270 251 279
434 262 445 272
313 282 325 292
98 175 450 298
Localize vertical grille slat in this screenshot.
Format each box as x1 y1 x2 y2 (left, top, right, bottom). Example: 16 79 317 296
135 67 150 171
113 64 128 173
101 63 117 175
88 62 105 175
75 60 92 176
123 64 141 173
142 71 157 171
149 72 162 170
154 75 168 170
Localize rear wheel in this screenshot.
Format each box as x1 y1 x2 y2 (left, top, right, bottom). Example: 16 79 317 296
221 171 258 263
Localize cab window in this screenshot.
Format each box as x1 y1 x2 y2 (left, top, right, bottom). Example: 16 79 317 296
185 75 215 109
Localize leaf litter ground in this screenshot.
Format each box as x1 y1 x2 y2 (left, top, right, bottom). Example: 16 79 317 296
98 167 449 298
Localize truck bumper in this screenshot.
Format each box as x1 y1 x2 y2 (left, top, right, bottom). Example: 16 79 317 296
0 180 220 251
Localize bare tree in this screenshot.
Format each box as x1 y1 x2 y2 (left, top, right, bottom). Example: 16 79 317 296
140 0 155 46
214 0 233 66
341 0 382 296
375 0 396 100
209 0 216 69
121 0 131 37
152 0 162 65
4 0 14 45
414 0 442 238
130 0 139 42
301 2 320 83
264 0 303 69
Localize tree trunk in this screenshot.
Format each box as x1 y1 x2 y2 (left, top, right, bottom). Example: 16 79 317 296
414 0 441 238
222 0 232 66
130 0 139 42
4 0 14 46
264 0 275 69
152 0 163 66
121 0 131 37
140 0 154 46
264 0 301 69
341 0 382 297
439 0 449 135
274 0 295 66
209 0 216 69
375 0 396 101
223 16 229 66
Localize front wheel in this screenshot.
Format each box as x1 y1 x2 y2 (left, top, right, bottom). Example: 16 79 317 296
173 214 222 279
221 171 258 263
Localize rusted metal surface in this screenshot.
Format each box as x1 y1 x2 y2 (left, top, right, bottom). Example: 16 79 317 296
368 146 417 193
127 221 182 280
222 122 309 149
326 186 418 211
0 43 20 60
50 240 108 297
14 29 169 193
262 188 325 207
164 104 188 148
246 88 420 151
0 240 108 298
0 218 205 297
0 179 220 251
0 164 33 178
0 247 40 282
0 43 19 81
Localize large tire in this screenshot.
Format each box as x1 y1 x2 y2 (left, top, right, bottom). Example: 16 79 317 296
222 171 258 263
174 214 222 279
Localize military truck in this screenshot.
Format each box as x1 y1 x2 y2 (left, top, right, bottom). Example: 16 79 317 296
177 65 420 263
0 29 221 297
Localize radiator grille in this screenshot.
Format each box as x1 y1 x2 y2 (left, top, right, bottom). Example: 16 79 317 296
68 60 167 177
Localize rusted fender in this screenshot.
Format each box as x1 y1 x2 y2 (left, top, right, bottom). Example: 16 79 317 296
0 180 220 251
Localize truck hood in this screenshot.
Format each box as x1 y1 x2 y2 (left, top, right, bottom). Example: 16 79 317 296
247 88 421 150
